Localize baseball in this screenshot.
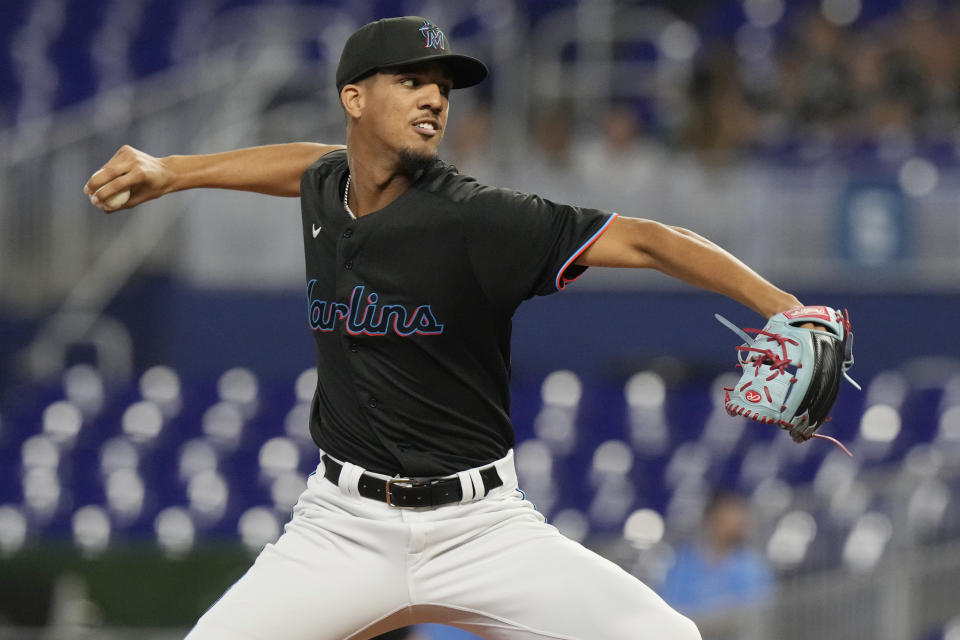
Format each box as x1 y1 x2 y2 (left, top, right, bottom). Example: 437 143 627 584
104 190 130 209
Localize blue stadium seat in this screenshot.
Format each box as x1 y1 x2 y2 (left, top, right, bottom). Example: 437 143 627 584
0 504 28 555
0 359 956 558
154 505 196 556
71 504 112 555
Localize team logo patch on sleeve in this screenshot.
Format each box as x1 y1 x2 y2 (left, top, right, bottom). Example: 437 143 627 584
419 21 446 50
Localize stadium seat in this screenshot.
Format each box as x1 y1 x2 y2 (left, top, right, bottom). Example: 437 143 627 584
41 400 83 447
139 365 183 420
622 508 666 550
841 511 893 573
549 507 590 543
237 506 281 553
1 359 958 573
258 437 300 479
103 467 146 526
765 509 817 571
0 504 28 555
186 469 230 528
72 504 111 556
589 475 637 531
590 439 634 487
177 437 219 483
154 505 196 557
624 371 669 456
201 401 245 451
217 367 260 420
514 438 557 515
62 364 106 421
269 471 307 513
122 400 165 446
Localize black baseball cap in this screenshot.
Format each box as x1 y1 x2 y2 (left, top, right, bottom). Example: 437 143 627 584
336 16 488 92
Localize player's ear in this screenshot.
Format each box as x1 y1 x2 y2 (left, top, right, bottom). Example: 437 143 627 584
341 84 364 120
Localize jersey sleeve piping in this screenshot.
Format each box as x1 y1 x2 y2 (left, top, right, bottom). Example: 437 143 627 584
554 212 619 291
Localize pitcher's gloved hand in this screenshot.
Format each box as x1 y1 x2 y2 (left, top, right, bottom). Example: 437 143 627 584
716 305 859 455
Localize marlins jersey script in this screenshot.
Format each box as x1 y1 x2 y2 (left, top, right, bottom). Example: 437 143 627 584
300 150 617 476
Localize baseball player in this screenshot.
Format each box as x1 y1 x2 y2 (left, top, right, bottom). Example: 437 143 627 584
84 16 819 640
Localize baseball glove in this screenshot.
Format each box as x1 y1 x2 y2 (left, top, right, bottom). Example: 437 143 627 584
716 305 859 455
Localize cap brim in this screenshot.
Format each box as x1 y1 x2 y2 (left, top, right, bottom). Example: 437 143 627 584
381 53 488 89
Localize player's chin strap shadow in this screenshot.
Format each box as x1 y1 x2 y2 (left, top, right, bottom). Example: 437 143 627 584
715 313 859 457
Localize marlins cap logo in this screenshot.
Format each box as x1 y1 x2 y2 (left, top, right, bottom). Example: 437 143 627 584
419 20 446 50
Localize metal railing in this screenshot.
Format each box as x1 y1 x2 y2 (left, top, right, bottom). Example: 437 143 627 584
771 537 960 640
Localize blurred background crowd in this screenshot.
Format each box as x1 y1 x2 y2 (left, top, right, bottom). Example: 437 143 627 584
1 1 959 639
5 0 960 152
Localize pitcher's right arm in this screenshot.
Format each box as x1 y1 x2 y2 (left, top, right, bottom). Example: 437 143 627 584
84 143 344 212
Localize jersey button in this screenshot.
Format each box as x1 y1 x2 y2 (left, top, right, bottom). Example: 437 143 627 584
344 260 353 270
343 229 353 238
367 397 378 409
349 342 359 353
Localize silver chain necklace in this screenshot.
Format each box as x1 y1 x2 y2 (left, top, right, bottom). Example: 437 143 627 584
343 173 355 218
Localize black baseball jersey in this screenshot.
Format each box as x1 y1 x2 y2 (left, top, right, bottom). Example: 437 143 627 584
299 149 617 476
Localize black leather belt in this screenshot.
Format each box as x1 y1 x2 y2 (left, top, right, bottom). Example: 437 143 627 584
321 454 503 508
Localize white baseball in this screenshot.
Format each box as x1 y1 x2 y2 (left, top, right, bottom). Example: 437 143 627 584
104 190 131 209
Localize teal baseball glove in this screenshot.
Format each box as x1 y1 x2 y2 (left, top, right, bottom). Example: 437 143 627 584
716 305 859 455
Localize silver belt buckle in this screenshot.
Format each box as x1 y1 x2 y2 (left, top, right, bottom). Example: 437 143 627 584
384 477 413 507
385 477 438 507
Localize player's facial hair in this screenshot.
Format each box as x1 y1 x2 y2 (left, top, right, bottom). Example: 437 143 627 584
398 148 437 179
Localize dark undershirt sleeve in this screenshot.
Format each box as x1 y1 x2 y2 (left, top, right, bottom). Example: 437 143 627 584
461 186 618 310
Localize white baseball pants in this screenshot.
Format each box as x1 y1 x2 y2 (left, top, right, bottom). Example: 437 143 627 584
185 451 700 640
